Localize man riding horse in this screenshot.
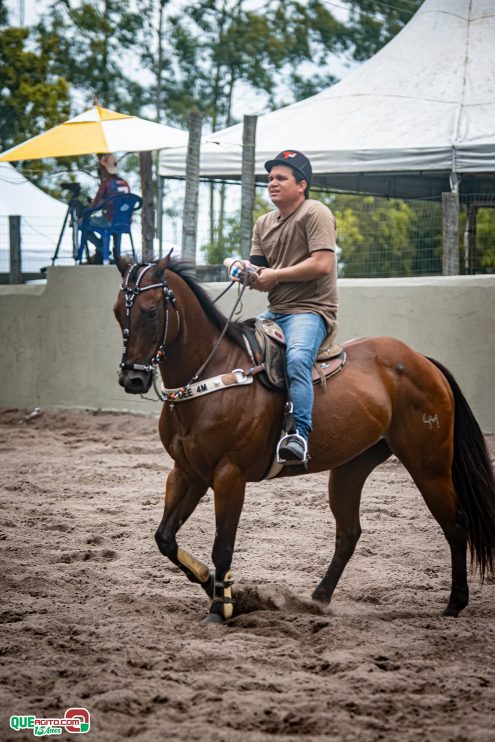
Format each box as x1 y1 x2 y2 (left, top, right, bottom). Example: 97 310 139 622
248 150 338 465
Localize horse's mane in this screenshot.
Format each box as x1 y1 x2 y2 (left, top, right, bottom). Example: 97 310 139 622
130 257 247 350
169 258 248 348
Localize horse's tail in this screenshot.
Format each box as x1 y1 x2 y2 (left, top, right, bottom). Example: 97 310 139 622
428 357 495 581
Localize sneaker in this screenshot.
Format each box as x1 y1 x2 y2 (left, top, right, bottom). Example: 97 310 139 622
277 432 308 465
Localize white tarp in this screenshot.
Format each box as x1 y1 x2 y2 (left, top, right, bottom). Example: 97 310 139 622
0 163 73 268
0 162 68 218
159 0 495 197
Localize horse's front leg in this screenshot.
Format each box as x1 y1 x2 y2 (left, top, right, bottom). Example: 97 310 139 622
205 462 246 624
155 465 213 597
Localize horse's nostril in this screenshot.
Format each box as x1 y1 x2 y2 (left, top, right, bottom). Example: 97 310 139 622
123 372 152 395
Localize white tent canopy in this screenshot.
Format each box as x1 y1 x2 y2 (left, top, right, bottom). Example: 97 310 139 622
0 162 68 218
0 163 73 267
159 0 495 198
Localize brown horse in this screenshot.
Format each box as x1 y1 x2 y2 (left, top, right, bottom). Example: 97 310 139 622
114 256 495 623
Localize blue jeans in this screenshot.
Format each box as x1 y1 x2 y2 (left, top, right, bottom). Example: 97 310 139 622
86 215 111 251
259 311 327 440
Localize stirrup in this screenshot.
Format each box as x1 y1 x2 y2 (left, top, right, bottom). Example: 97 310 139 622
277 432 308 466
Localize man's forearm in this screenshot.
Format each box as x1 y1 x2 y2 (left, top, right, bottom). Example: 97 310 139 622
252 250 334 292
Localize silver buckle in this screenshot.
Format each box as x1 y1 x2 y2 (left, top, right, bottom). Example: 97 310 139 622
232 368 248 383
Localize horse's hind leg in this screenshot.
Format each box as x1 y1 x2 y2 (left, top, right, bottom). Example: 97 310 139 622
424 481 468 617
390 416 469 616
392 445 468 617
155 466 213 596
312 440 391 605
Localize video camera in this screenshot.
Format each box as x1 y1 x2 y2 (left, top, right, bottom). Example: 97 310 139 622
61 181 82 197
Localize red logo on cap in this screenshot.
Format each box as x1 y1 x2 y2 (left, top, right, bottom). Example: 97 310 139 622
282 151 297 159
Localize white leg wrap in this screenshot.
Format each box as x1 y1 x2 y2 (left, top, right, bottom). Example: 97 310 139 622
213 570 234 621
221 570 234 620
177 546 210 583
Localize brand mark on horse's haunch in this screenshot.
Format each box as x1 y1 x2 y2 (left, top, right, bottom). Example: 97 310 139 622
423 413 440 429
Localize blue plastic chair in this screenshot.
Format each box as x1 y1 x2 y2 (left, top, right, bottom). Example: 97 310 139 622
77 193 142 264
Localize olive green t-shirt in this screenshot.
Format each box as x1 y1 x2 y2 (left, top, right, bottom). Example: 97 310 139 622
251 199 338 332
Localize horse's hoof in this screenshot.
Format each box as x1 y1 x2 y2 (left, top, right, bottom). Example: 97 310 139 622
311 589 330 605
442 606 460 618
202 612 225 625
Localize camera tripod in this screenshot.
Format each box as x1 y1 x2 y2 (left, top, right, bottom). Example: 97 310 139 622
50 183 83 265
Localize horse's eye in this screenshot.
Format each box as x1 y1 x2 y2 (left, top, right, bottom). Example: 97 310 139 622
147 308 158 321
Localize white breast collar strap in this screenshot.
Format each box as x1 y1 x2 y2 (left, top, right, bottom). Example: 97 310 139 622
161 367 262 403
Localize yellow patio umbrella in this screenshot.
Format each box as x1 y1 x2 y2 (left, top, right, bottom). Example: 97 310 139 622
0 104 187 161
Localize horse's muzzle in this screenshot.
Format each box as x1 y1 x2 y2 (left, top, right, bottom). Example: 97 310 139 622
118 369 153 394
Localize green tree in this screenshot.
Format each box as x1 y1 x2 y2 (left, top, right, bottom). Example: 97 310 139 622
37 0 146 112
345 0 423 62
316 193 425 277
200 190 271 263
0 3 73 185
158 0 347 264
459 204 495 274
155 0 347 131
477 209 495 271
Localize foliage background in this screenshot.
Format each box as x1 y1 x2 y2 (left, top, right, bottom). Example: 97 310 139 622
1 0 493 274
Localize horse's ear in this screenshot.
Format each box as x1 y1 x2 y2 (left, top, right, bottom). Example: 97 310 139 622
152 250 173 281
115 254 132 276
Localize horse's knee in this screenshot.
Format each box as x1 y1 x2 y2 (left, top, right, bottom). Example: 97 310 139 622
155 527 176 559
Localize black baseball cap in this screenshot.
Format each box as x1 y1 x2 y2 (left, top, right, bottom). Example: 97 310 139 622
264 150 312 187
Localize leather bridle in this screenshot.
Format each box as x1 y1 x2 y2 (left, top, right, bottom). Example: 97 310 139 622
119 263 180 374
119 261 252 402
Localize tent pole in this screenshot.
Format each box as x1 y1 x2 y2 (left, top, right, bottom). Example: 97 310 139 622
157 175 164 259
442 174 460 275
240 115 257 259
182 112 203 264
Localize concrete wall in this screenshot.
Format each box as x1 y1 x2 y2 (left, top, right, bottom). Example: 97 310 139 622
1 267 494 432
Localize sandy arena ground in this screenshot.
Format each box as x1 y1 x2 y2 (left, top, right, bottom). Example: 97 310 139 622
1 407 494 741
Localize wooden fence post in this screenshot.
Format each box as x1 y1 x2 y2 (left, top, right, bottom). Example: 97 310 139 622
140 151 155 262
442 191 460 275
240 115 258 259
182 112 203 263
9 215 22 284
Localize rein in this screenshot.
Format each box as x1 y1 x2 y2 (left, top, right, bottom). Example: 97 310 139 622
120 263 252 404
187 275 250 385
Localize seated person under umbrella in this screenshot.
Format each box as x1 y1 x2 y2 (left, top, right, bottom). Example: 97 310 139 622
84 154 130 264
